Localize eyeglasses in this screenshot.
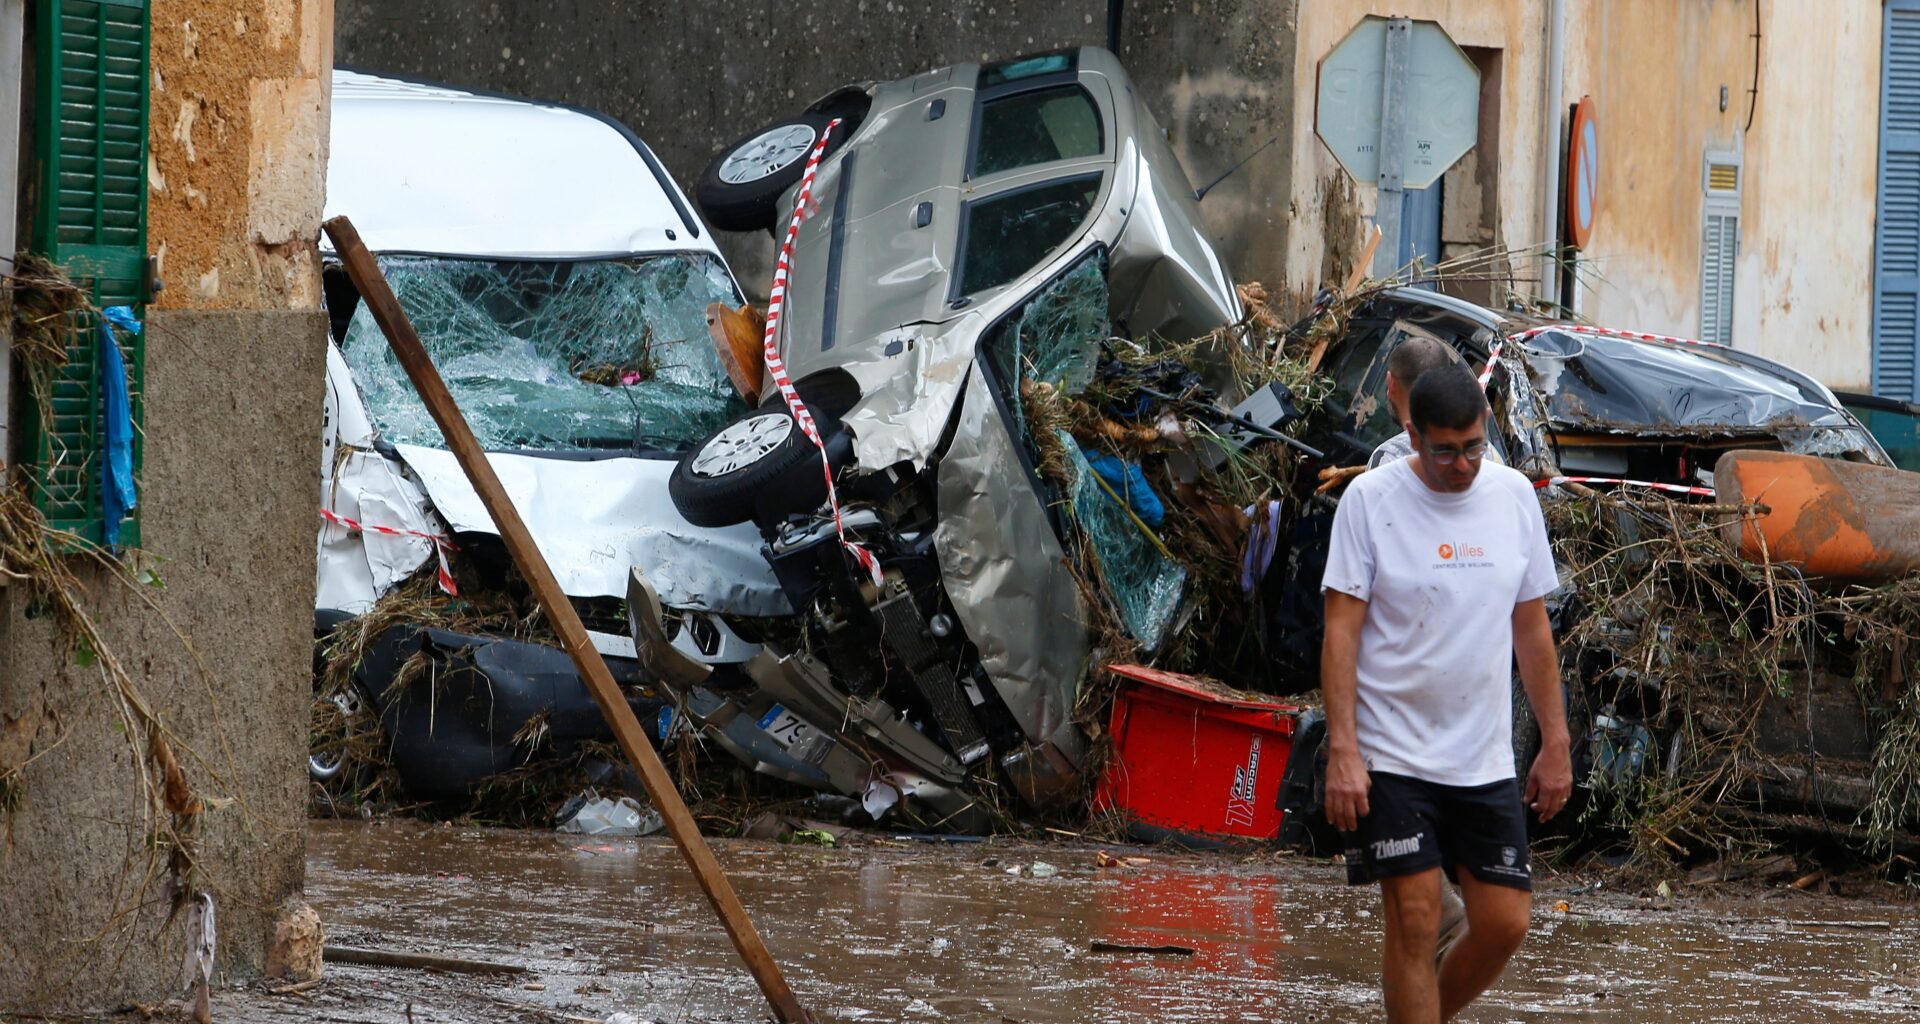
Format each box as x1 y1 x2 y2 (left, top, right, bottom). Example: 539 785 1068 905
1420 441 1489 466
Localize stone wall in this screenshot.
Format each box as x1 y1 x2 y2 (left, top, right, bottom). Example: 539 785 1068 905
333 0 1301 304
0 0 330 1009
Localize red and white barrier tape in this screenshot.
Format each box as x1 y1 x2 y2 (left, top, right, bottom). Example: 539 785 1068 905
1507 322 1731 351
1476 338 1504 388
321 508 459 595
1533 476 1717 498
760 118 884 586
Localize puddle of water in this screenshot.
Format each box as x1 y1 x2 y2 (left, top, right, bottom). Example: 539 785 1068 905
303 820 1920 1023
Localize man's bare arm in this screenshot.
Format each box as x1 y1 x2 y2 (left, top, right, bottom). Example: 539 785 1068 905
1512 597 1572 821
1322 590 1371 831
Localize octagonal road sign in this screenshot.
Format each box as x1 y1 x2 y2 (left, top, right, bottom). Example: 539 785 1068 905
1316 16 1480 190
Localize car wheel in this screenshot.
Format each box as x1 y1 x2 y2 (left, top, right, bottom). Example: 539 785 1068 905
669 409 833 528
695 113 836 232
310 678 374 783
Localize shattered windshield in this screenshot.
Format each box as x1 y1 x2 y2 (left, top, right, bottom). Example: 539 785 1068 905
341 254 746 452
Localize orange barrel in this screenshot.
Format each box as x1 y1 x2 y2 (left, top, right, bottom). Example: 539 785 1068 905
1714 450 1920 583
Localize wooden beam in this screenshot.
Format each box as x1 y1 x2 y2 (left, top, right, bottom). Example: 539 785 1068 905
322 216 813 1024
324 945 528 976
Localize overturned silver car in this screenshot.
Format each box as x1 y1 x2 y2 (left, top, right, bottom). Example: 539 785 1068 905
632 48 1244 826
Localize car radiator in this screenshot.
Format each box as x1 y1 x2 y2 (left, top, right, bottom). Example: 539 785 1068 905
874 590 990 764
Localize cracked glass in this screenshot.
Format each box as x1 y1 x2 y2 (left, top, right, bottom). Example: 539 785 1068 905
341 254 745 452
986 253 1186 651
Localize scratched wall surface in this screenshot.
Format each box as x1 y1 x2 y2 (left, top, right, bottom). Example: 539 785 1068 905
333 0 1300 307
0 0 329 1010
150 0 331 311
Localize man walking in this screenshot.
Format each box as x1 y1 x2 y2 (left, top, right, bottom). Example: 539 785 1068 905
1320 363 1572 1023
1368 333 1502 470
1367 333 1455 469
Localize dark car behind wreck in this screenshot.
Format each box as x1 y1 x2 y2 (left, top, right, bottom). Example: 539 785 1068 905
1265 287 1892 680
1270 287 1913 857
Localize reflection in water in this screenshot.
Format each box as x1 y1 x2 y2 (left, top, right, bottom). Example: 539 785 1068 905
307 821 1918 1023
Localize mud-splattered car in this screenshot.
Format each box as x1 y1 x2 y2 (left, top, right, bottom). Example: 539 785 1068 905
1263 286 1894 684
629 48 1245 827
1301 288 1889 481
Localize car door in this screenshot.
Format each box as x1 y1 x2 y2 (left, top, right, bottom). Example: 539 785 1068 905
946 69 1118 311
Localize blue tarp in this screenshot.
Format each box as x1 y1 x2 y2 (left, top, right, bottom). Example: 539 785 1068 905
100 305 140 548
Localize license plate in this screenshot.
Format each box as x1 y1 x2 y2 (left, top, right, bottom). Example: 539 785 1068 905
756 704 816 750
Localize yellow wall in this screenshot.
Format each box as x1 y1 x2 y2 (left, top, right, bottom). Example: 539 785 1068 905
1291 1 1879 388
1735 2 1878 389
1566 0 1876 388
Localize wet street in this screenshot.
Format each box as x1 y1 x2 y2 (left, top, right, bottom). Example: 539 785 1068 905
209 820 1920 1023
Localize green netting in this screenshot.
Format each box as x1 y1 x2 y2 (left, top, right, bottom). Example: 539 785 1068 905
1057 429 1187 651
341 253 745 451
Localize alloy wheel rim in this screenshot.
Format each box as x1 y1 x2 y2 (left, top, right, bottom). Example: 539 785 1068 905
690 413 793 477
717 124 819 184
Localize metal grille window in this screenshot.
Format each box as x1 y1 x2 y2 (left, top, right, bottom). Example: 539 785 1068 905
22 0 150 546
1700 153 1741 346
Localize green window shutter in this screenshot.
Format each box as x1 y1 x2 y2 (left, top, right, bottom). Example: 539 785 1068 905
23 0 149 548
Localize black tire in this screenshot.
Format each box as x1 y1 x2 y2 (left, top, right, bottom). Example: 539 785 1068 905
670 409 832 528
695 112 836 232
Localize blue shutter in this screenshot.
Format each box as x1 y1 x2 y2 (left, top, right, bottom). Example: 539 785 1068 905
1876 2 1920 400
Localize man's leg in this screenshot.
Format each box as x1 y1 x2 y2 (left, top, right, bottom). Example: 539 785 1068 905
1436 871 1530 1020
1379 867 1445 1024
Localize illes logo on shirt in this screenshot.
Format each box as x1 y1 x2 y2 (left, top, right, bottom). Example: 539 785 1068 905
1435 540 1490 568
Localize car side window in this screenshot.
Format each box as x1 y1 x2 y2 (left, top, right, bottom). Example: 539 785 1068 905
956 176 1100 296
971 86 1102 178
1346 321 1461 448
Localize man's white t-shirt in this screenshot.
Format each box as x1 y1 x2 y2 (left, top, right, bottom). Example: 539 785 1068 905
1320 458 1558 786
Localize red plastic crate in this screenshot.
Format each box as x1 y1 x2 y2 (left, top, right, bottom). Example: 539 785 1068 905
1093 664 1300 845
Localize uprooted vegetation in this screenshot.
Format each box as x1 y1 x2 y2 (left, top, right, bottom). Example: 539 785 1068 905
1542 488 1920 866
313 248 1920 875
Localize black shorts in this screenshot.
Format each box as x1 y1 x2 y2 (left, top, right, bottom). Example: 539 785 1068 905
1340 771 1531 891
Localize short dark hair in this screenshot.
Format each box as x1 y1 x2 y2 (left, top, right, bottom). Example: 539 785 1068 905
1387 334 1453 389
1407 363 1488 434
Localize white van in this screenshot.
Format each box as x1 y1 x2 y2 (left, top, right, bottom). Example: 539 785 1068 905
314 70 781 797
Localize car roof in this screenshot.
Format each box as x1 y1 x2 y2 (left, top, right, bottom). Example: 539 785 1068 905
1376 286 1508 331
324 69 717 260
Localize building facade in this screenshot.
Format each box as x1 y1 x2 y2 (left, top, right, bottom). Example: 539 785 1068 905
333 0 1894 393
0 0 328 1009
1287 0 1882 392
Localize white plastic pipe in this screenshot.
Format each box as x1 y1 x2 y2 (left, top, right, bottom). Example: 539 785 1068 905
1540 0 1567 303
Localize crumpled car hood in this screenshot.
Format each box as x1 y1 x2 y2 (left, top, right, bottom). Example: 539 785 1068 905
1521 329 1854 436
394 445 791 616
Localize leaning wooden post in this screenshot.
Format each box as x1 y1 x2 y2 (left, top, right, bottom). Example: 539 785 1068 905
322 215 813 1024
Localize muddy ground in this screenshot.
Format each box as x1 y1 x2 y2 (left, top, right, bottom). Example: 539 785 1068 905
64 820 1920 1023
